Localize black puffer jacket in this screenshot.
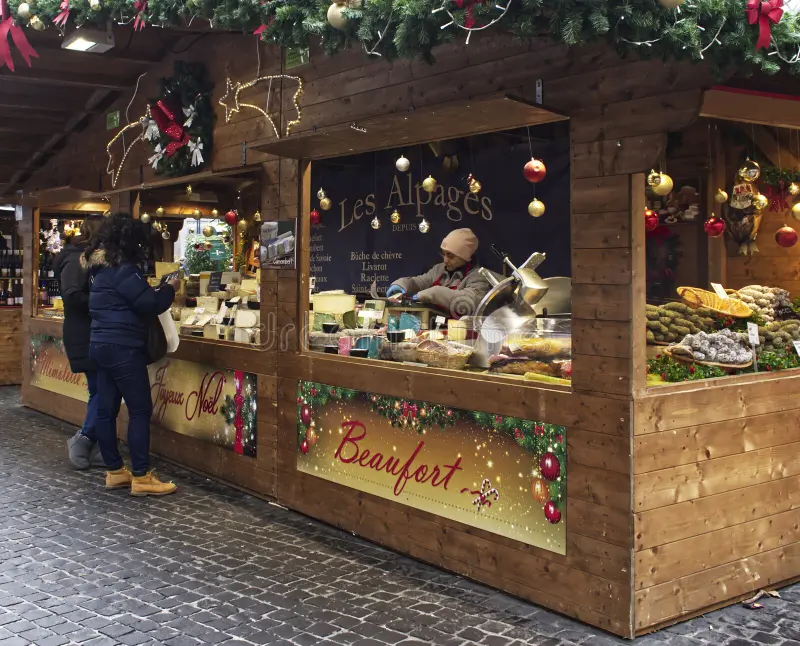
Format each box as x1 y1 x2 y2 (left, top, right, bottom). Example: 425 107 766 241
53 242 94 373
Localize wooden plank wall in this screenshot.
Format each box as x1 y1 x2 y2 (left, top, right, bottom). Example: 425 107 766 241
0 309 22 385
19 30 719 637
633 373 800 633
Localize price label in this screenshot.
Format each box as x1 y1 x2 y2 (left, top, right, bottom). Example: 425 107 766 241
711 283 729 300
194 307 205 315
793 340 800 357
747 322 760 346
435 316 446 327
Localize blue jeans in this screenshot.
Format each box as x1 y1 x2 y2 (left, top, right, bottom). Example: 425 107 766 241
80 370 98 442
90 343 152 476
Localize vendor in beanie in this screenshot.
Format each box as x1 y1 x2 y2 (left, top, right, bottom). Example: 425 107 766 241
386 228 491 317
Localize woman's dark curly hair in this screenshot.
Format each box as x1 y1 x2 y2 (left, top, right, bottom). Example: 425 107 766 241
83 212 148 267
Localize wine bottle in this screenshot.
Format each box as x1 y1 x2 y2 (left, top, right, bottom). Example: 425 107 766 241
16 250 22 278
0 281 7 307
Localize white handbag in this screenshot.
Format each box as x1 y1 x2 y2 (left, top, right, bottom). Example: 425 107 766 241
158 310 180 354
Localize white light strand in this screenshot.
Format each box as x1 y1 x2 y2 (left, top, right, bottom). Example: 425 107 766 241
363 7 394 57
618 15 725 59
432 0 513 44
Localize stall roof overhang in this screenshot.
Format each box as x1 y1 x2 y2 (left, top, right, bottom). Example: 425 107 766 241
251 93 567 160
700 86 800 130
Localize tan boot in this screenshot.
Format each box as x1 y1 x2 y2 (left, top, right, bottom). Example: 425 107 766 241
106 467 132 490
130 471 177 497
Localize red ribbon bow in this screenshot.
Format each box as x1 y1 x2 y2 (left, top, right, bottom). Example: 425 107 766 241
0 0 37 71
53 0 70 27
149 100 189 157
746 0 783 50
133 0 147 31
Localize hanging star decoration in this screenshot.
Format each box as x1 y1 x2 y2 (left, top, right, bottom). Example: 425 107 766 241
218 74 304 138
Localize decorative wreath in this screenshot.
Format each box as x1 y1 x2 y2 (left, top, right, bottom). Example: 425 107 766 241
144 61 214 178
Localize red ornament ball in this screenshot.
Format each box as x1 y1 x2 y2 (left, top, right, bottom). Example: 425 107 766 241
775 225 798 248
540 452 561 481
523 158 547 183
704 217 726 238
310 209 321 226
644 208 659 232
311 388 318 396
544 500 562 524
224 210 238 226
300 404 312 427
300 440 309 454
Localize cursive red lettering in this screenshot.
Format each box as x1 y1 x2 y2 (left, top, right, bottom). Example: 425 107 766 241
335 421 366 463
185 371 226 421
432 457 463 489
393 441 425 496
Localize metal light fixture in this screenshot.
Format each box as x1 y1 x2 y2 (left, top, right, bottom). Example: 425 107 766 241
61 25 115 53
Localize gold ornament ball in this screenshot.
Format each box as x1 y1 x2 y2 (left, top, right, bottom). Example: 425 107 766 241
395 156 410 172
202 225 214 238
89 0 102 11
237 219 248 232
714 188 729 204
647 170 662 188
17 2 31 18
30 15 45 30
390 210 401 224
528 199 546 218
317 188 327 200
161 230 171 240
156 206 165 215
204 242 213 250
792 203 800 221
327 2 348 29
652 173 674 196
657 0 685 8
738 158 761 183
422 176 438 193
140 212 151 224
419 218 431 234
790 183 800 196
319 197 332 211
754 193 769 212
370 216 381 230
468 177 482 194
253 210 261 222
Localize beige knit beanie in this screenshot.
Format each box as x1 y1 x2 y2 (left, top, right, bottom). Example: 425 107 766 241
441 228 479 261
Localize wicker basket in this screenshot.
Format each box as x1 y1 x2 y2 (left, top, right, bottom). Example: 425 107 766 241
676 286 753 318
416 343 473 370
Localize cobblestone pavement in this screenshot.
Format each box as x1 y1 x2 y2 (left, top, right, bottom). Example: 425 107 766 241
0 387 798 646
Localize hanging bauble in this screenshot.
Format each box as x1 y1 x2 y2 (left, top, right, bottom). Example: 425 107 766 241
790 183 800 196
185 184 192 196
714 188 729 204
310 209 321 226
738 158 761 183
753 193 769 212
371 216 381 230
776 225 798 248
204 242 213 250
647 170 662 188
237 219 248 232
703 217 726 238
300 404 312 427
531 477 549 505
224 210 238 226
791 203 800 221
644 208 659 232
390 210 401 224
156 206 165 215
327 2 349 29
422 176 438 193
651 173 674 196
30 15 45 30
319 197 332 211
305 428 317 446
202 225 214 238
253 210 262 223
161 230 171 240
658 0 685 6
540 452 560 480
544 501 562 524
140 212 151 224
523 158 547 183
528 199 545 218
467 174 481 194
17 2 31 18
419 218 430 234
89 0 102 11
317 188 327 200
300 439 309 454
395 156 410 172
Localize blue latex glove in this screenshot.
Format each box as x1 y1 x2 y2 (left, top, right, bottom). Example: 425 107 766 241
386 285 405 298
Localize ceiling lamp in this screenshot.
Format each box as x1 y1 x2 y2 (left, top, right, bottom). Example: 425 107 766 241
61 25 115 53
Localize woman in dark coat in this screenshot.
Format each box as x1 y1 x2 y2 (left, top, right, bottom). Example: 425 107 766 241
54 215 108 470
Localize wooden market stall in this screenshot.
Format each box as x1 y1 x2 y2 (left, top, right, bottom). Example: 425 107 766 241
8 13 800 640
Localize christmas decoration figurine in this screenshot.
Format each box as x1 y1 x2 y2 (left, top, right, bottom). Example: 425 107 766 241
524 158 547 183
775 225 798 248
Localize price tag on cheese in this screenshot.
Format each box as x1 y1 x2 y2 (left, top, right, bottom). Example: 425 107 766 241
435 316 446 327
711 283 729 300
194 307 205 314
793 340 800 357
747 321 760 346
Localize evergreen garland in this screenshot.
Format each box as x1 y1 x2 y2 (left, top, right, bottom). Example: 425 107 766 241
9 0 800 76
185 232 216 274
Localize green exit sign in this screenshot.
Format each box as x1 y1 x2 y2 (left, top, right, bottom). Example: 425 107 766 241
285 46 310 70
106 110 120 130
